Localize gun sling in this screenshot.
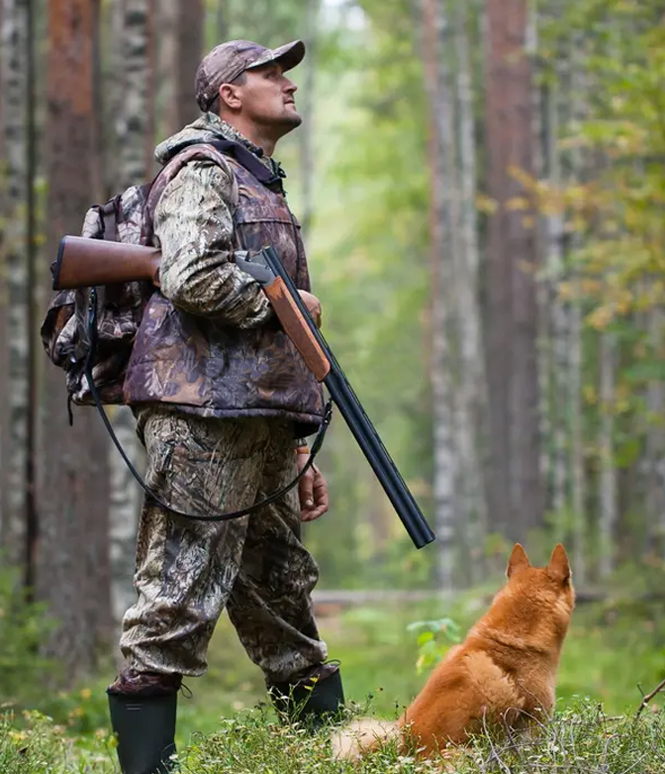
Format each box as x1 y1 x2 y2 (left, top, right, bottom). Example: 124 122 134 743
59 238 435 546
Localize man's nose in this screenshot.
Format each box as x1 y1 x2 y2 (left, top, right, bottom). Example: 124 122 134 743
283 78 297 94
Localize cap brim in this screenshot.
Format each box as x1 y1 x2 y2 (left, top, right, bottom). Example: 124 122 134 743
245 40 305 74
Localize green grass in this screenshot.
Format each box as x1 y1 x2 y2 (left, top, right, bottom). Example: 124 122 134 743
2 590 665 772
2 700 665 773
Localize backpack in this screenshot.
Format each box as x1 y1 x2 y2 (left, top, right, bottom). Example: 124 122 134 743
40 183 153 409
40 142 251 412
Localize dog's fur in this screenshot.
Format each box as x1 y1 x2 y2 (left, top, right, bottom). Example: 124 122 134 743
332 544 575 761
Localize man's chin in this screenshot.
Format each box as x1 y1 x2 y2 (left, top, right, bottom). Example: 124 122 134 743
263 111 302 136
282 110 303 128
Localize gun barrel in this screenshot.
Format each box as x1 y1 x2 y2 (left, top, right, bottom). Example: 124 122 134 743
258 246 436 550
52 235 161 290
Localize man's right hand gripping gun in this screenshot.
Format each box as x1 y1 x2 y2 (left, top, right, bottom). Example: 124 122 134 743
52 236 436 549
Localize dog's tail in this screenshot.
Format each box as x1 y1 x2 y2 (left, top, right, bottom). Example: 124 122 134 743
331 718 401 761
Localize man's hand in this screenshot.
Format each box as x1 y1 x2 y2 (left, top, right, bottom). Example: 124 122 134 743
296 450 329 521
298 290 322 327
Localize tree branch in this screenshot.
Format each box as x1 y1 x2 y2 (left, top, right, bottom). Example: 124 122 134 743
635 677 665 719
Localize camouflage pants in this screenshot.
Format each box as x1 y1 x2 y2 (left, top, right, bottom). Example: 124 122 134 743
119 406 327 685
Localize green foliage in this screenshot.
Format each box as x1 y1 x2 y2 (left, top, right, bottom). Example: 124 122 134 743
0 710 115 773
0 564 59 708
406 617 461 674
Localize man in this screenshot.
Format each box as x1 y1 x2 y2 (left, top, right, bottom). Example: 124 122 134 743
106 39 344 774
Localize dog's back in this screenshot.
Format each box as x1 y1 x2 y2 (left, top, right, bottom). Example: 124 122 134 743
333 544 575 760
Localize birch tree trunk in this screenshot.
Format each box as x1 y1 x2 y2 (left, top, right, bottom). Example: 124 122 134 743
453 0 489 573
170 0 203 133
542 68 569 525
40 0 112 678
569 264 586 584
0 0 9 539
598 331 616 578
108 0 150 651
156 0 176 140
299 0 318 244
216 0 227 42
484 0 542 541
0 0 29 565
644 307 665 556
422 0 458 591
568 38 587 585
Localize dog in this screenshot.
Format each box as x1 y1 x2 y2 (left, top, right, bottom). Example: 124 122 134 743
332 543 575 761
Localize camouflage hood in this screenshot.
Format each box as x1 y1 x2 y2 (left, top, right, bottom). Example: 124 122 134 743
155 113 275 173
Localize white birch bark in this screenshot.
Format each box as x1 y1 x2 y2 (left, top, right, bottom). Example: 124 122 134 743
453 0 488 570
598 332 616 578
108 0 149 646
216 0 227 42
569 264 585 585
0 0 28 562
645 307 665 556
0 0 8 534
421 0 458 591
156 0 177 139
299 0 319 243
568 37 587 585
543 69 569 524
430 0 483 580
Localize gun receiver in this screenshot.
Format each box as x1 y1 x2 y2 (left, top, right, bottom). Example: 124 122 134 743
52 237 436 549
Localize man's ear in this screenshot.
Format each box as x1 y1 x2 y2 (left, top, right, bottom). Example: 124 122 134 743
507 543 531 578
547 543 571 584
219 83 242 111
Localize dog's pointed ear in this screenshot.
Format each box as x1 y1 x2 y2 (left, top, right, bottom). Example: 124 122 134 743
547 543 571 583
507 544 531 578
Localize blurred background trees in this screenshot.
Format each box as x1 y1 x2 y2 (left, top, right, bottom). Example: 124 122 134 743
2 0 665 686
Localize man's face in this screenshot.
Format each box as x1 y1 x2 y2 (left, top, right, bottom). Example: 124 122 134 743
233 63 302 132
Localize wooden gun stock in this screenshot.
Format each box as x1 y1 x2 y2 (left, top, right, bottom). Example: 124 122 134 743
262 277 331 382
51 235 161 290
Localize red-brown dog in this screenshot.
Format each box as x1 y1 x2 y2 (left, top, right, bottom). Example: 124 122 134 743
333 544 575 760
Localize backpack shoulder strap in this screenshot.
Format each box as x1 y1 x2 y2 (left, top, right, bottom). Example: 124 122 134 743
100 200 118 242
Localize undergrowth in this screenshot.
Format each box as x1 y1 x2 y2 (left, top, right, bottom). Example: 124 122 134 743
2 699 664 773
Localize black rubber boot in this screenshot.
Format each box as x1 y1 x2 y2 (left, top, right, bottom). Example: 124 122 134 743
269 662 345 730
107 692 177 774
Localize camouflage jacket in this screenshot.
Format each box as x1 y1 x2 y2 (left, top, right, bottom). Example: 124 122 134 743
123 114 325 434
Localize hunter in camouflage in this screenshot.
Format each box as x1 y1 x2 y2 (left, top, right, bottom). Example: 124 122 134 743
107 39 344 774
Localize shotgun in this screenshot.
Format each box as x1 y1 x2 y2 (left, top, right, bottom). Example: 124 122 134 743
51 236 436 549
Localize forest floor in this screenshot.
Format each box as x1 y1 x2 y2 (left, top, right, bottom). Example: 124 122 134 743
2 588 665 772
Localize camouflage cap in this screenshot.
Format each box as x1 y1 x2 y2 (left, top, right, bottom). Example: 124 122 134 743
195 39 306 112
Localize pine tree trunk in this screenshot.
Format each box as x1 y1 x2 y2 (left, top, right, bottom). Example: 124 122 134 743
40 0 112 679
484 0 542 541
598 332 616 578
422 0 458 591
0 0 29 565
